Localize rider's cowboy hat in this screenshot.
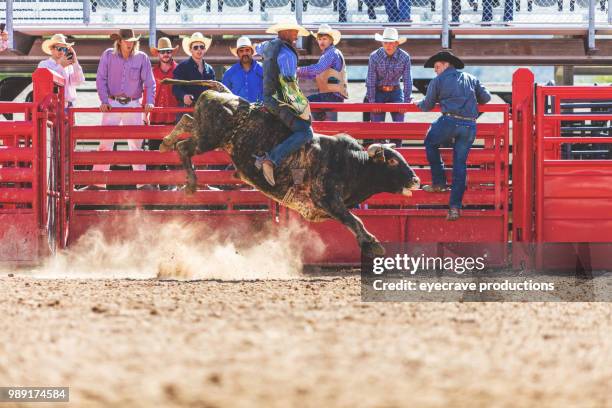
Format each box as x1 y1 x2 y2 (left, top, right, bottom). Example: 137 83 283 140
311 24 341 45
424 50 465 69
151 37 179 57
266 17 310 37
182 32 212 56
42 33 74 55
110 28 141 42
230 36 257 57
374 27 407 45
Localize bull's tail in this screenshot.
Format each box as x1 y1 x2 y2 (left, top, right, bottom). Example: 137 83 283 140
160 79 231 94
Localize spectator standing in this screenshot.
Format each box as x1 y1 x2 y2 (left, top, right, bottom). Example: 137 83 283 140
297 24 347 122
366 28 412 145
93 28 155 190
172 32 215 111
222 36 263 103
38 34 85 109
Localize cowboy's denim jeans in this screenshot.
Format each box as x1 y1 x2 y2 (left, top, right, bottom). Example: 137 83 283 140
308 92 343 122
269 114 314 166
371 88 404 123
424 115 476 209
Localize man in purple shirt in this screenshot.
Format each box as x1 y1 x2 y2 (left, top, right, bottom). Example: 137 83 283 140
94 29 155 189
297 24 347 122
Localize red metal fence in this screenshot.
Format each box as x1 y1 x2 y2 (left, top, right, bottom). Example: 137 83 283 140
2 68 612 268
534 84 612 269
0 68 64 263
287 102 510 264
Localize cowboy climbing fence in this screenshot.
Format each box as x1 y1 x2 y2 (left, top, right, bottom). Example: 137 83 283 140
1 67 612 268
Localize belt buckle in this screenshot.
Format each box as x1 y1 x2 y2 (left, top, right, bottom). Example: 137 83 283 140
116 96 130 105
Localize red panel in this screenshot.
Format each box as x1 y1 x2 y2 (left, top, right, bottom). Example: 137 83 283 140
0 168 33 183
0 213 39 262
0 147 34 162
71 125 175 140
406 214 506 242
542 219 612 242
0 188 35 203
71 190 271 206
544 175 612 199
543 198 612 220
0 122 33 137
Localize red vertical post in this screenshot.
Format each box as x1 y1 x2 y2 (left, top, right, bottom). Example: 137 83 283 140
32 68 65 257
511 68 535 270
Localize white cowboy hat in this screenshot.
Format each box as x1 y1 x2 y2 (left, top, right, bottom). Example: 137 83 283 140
151 37 179 57
266 18 310 37
42 33 74 55
374 28 407 45
311 24 341 45
182 32 213 56
230 36 257 57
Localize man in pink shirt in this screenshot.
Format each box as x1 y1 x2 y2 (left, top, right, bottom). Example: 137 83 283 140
93 28 156 189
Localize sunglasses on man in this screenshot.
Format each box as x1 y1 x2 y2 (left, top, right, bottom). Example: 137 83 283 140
191 45 206 50
54 46 68 53
159 50 173 55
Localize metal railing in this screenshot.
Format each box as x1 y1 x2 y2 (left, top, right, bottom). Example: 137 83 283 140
1 0 609 49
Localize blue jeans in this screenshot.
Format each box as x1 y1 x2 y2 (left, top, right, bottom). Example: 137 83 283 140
425 115 476 209
371 88 404 123
269 115 314 166
308 92 343 122
383 0 411 21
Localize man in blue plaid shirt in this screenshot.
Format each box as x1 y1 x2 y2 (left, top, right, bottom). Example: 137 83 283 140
366 28 412 132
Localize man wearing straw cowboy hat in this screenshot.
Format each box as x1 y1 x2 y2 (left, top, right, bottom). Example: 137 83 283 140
145 37 179 187
366 27 412 133
172 32 215 110
93 28 155 189
254 18 313 186
222 36 263 103
38 33 85 109
149 37 179 127
297 24 348 122
416 50 491 221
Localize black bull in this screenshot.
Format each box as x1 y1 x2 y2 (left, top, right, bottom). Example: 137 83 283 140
160 80 420 257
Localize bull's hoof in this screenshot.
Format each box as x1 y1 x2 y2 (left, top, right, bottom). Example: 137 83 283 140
362 241 385 258
159 139 174 152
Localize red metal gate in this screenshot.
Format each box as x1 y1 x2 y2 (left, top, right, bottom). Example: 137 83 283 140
534 84 612 269
63 106 275 246
0 68 64 263
282 102 510 264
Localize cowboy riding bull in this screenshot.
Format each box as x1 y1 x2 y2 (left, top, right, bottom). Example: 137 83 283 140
159 78 419 257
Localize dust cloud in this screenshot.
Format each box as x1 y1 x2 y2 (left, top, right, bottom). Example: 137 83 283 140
30 213 325 280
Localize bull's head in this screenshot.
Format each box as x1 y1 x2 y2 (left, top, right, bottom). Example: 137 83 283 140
367 143 420 196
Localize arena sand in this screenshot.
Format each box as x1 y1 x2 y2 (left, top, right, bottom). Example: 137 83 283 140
1 213 612 408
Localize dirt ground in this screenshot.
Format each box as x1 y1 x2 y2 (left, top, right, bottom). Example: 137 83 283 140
1 272 611 408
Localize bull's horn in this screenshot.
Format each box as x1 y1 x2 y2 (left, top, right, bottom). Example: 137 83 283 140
383 143 396 149
367 143 383 157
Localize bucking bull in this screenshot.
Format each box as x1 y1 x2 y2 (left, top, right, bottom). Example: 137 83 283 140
159 79 420 257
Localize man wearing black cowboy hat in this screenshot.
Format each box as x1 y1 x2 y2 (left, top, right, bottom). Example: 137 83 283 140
416 50 491 221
